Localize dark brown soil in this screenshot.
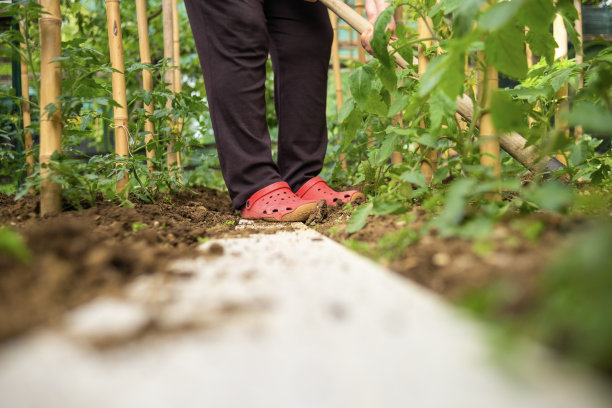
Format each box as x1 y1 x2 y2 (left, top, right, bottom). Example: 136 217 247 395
316 204 574 301
0 186 239 341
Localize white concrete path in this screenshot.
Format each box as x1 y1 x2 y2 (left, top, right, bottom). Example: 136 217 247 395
0 222 610 408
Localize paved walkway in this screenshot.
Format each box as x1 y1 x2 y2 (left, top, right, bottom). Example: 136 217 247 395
0 222 610 408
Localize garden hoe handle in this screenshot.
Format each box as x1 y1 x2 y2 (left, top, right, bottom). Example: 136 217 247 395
319 0 566 177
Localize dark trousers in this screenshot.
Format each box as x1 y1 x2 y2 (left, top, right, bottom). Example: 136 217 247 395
184 0 333 209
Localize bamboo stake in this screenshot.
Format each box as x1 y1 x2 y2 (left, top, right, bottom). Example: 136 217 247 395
418 16 437 184
477 2 500 190
526 39 534 68
574 0 584 138
172 0 183 171
329 10 348 170
20 19 33 177
478 54 501 180
355 0 367 64
39 0 62 215
136 0 156 171
553 12 569 165
105 0 130 192
391 5 403 165
163 0 180 174
320 0 564 176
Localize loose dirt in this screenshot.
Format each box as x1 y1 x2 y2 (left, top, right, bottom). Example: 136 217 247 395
315 204 576 301
0 186 240 341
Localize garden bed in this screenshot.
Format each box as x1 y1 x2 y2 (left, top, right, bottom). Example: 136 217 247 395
0 186 240 341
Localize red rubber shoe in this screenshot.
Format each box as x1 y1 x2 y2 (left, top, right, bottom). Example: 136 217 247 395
295 177 365 206
241 181 319 222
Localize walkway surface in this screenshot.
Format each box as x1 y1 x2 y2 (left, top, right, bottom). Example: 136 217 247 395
0 222 610 408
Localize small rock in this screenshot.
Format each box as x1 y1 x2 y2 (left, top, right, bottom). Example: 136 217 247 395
208 243 224 256
432 252 451 267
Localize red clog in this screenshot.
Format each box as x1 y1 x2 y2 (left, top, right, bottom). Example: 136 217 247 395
241 181 319 222
295 177 365 206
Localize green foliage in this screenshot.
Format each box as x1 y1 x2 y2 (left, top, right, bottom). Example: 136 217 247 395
132 222 148 233
1 0 226 206
460 221 612 375
0 227 32 264
325 0 611 239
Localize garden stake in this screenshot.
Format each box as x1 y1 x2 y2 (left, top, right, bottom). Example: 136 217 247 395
172 0 184 168
553 12 569 165
163 0 180 176
136 0 156 171
105 0 130 193
329 10 348 170
355 0 367 64
320 0 566 177
19 19 33 177
39 0 62 215
418 15 437 184
574 0 584 138
477 52 502 193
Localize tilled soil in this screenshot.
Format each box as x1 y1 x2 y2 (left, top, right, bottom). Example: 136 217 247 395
315 204 575 302
0 187 240 341
0 183 593 344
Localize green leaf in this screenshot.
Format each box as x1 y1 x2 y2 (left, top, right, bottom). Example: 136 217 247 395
526 30 557 65
341 107 363 148
490 91 529 132
416 133 438 148
429 90 456 131
338 98 355 122
349 66 374 111
365 93 389 116
388 94 411 118
485 23 528 79
0 227 32 264
376 133 399 166
437 178 478 228
371 7 395 68
419 52 465 99
566 102 612 135
518 0 555 29
372 198 404 215
378 65 397 93
347 203 374 234
478 0 525 31
400 171 428 189
524 182 574 212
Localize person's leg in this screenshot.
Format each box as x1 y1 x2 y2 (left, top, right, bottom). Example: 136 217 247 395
184 0 281 209
264 0 333 192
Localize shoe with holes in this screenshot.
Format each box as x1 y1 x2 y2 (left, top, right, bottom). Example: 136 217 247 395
295 177 365 206
240 181 319 222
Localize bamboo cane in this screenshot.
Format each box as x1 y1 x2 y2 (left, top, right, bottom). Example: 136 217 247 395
20 19 33 177
136 0 156 171
105 0 130 193
526 38 534 68
355 0 367 64
39 0 62 215
391 5 403 165
553 12 569 165
329 10 348 170
574 0 584 138
418 16 437 183
172 0 183 170
478 54 501 180
163 0 179 175
477 3 500 185
320 0 564 176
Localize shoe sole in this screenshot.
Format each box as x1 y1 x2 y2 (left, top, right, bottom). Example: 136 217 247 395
331 192 365 207
244 202 318 222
